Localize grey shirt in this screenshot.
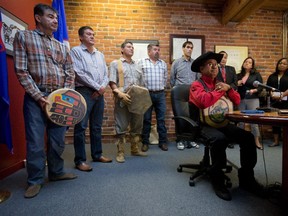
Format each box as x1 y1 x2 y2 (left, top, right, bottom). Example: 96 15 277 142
170 56 200 87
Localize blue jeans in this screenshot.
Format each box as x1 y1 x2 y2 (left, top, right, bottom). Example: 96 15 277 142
142 91 167 146
24 93 66 186
73 87 104 165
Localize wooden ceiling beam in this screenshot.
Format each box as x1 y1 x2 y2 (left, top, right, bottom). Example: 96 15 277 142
222 0 268 25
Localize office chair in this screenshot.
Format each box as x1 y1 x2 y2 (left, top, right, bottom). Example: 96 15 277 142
171 84 232 187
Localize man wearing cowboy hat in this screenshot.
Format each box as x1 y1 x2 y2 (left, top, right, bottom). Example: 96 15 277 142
189 52 264 201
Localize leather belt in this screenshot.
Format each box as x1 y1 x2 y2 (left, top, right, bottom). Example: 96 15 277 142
38 87 56 93
149 90 164 94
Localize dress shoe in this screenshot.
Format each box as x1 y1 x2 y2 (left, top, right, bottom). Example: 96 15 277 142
256 146 263 150
49 173 78 181
76 162 93 172
212 182 232 201
269 143 279 147
24 184 41 198
93 156 112 163
256 142 263 150
159 144 168 151
141 144 149 152
211 173 232 201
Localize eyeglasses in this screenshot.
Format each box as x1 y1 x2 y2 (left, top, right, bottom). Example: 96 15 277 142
279 62 288 65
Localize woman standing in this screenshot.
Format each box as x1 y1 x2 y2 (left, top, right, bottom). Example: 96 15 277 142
237 57 263 149
266 57 288 147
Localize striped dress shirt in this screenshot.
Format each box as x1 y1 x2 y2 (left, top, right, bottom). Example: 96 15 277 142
70 44 109 91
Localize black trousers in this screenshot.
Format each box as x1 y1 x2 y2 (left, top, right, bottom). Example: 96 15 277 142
201 123 257 178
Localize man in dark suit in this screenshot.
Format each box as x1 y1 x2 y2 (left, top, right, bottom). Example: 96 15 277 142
217 50 238 148
217 51 238 90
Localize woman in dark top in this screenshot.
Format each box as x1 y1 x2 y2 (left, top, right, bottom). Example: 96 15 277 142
237 57 263 149
266 57 288 147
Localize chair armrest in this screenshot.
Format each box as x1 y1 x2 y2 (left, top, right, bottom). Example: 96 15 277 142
172 116 199 127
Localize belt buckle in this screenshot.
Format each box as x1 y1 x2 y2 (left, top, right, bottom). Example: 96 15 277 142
48 88 54 93
39 87 54 93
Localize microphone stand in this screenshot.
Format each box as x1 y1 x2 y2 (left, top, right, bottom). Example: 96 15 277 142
257 89 277 112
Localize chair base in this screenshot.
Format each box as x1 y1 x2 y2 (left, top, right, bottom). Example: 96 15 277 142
177 146 233 187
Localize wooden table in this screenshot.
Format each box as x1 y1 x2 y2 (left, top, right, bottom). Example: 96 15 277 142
226 111 288 202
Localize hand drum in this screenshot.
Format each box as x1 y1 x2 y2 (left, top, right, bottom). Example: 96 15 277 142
45 88 87 126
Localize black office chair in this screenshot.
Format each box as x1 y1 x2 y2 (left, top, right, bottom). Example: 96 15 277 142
171 84 232 187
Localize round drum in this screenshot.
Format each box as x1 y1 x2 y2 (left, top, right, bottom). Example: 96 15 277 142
45 88 87 126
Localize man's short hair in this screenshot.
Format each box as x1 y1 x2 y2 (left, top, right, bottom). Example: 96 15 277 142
121 41 133 54
78 26 94 36
34 3 57 24
182 41 193 48
147 43 159 51
121 41 133 49
219 50 228 56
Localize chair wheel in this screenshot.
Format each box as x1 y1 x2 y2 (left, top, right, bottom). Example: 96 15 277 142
177 167 182 172
189 180 195 186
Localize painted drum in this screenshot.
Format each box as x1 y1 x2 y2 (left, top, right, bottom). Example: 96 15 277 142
45 88 87 126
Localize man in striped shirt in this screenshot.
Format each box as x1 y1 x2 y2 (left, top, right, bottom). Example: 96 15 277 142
71 26 112 172
13 3 76 199
136 43 169 152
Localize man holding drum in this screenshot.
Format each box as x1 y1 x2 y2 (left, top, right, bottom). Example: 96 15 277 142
13 3 77 198
189 52 264 201
70 26 112 172
109 41 147 163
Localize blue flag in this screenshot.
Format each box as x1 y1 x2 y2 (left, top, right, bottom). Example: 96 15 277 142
0 11 13 153
52 0 70 48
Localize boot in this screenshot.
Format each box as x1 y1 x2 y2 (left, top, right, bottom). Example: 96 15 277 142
130 135 147 157
238 168 265 197
116 136 126 163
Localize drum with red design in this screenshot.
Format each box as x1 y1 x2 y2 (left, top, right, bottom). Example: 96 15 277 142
45 88 87 126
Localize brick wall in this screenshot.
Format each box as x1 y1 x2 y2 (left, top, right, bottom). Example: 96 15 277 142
64 0 285 143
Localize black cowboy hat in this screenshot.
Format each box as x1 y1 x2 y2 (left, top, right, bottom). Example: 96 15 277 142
191 51 223 72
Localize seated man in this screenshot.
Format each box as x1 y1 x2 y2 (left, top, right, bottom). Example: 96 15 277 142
189 52 264 201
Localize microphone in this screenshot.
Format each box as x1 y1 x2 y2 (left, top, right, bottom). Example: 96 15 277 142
253 81 279 92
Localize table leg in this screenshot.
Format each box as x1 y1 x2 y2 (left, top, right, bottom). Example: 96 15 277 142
282 126 288 202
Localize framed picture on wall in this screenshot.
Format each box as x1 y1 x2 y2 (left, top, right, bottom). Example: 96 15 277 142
125 39 159 61
215 45 248 73
170 34 205 64
0 7 28 56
